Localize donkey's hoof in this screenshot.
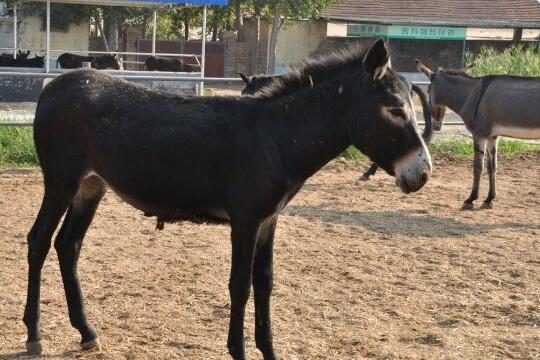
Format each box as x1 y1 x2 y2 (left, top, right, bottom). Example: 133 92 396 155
461 202 474 210
358 174 370 182
81 338 101 352
481 201 493 209
26 340 43 355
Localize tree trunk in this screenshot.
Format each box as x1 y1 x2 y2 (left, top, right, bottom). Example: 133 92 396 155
512 28 523 43
225 6 232 31
212 23 218 41
96 14 110 52
267 0 283 74
106 20 119 52
251 14 260 74
184 15 189 40
234 0 244 42
211 9 219 41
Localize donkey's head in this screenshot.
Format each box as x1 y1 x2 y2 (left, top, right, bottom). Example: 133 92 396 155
94 54 122 70
17 50 30 60
345 40 431 193
415 59 451 131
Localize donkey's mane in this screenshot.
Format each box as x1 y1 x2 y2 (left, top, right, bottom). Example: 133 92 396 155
256 44 370 99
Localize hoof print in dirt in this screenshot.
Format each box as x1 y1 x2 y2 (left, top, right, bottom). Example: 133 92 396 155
461 202 474 211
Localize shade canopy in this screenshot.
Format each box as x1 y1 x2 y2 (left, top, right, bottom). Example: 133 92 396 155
23 0 228 6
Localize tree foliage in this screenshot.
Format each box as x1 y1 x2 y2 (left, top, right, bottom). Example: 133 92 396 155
5 1 149 33
465 45 540 77
5 0 338 39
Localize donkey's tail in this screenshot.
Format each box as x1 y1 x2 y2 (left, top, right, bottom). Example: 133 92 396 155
412 84 433 144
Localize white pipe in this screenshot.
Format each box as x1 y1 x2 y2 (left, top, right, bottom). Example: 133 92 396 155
0 72 246 82
200 5 207 94
1 48 201 58
46 0 50 72
13 3 17 59
152 8 157 56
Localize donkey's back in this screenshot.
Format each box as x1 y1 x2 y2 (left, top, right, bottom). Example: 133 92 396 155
469 75 540 139
34 69 246 219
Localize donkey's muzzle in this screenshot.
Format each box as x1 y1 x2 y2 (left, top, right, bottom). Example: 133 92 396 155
394 145 432 194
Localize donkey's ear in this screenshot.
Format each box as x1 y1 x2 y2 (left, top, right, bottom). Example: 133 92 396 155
239 72 251 84
363 39 390 80
415 59 434 79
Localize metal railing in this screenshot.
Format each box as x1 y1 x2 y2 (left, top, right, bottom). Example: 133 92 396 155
0 74 443 127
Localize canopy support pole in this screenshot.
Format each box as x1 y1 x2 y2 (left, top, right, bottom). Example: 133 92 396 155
200 4 207 94
152 8 157 56
13 3 17 59
46 0 50 72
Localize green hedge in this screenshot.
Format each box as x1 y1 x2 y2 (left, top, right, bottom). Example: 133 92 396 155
465 45 540 77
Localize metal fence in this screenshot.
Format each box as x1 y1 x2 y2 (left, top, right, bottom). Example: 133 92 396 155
0 73 458 127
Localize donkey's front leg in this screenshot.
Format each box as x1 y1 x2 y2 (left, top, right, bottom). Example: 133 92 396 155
462 137 487 210
227 216 261 360
359 163 379 181
253 218 279 360
482 136 498 209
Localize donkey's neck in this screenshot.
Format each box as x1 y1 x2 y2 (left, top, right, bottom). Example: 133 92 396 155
264 84 352 181
440 76 479 119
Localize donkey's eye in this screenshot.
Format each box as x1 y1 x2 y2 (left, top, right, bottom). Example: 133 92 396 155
389 108 406 118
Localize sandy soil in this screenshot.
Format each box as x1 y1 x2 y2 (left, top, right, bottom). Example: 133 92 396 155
0 154 539 360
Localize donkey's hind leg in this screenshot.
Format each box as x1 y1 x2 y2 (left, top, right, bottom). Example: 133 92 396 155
482 137 498 209
24 183 79 354
462 137 487 210
359 163 379 181
54 175 107 351
253 218 278 360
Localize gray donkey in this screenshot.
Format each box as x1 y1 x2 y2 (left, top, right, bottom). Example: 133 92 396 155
416 59 540 209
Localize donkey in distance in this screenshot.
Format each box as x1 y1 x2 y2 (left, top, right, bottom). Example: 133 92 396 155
144 55 198 72
57 53 123 70
24 39 431 360
416 59 540 209
239 70 433 180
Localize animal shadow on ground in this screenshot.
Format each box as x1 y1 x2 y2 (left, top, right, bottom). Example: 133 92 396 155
285 205 534 238
0 348 85 359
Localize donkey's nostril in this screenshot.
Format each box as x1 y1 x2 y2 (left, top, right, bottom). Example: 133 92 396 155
421 171 429 183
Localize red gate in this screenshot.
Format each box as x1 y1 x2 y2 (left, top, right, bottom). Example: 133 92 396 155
137 39 224 77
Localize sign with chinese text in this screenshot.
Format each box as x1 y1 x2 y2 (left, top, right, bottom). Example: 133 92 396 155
346 23 466 40
347 24 388 37
388 25 466 40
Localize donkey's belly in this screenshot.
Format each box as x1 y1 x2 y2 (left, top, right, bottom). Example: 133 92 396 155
109 184 231 225
491 125 540 140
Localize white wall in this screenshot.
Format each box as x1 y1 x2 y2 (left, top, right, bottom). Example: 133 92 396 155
18 16 90 68
275 20 327 74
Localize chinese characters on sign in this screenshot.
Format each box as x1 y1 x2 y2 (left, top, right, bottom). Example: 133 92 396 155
388 25 466 40
347 24 388 37
346 23 467 40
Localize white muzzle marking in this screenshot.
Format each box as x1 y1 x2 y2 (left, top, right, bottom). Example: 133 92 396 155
393 141 432 193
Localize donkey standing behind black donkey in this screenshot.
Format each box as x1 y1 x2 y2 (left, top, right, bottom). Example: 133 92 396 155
24 39 431 360
239 71 433 180
416 59 540 209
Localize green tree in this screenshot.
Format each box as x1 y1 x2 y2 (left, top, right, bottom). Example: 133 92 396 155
6 1 150 51
245 0 340 73
208 5 234 41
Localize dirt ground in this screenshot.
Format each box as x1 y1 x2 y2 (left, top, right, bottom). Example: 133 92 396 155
0 154 539 360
